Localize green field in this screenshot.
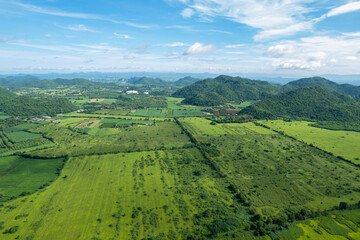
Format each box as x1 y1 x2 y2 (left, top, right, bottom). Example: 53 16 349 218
0 156 64 202
260 120 360 164
129 108 167 118
27 121 191 158
179 118 360 219
6 131 42 142
0 115 10 120
0 150 251 239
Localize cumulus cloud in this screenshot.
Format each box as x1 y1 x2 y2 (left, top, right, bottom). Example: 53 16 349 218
181 8 195 18
184 42 215 55
264 35 360 71
265 44 295 57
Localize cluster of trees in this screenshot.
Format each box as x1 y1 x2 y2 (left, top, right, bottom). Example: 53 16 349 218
0 87 77 117
116 95 167 108
241 86 360 121
173 75 281 106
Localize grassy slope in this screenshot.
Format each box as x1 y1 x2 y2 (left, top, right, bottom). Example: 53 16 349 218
0 156 63 201
0 150 250 239
260 120 360 164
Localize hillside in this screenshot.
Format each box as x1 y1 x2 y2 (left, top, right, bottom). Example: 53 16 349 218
242 86 360 121
283 77 360 98
174 76 200 86
173 75 281 106
0 87 77 117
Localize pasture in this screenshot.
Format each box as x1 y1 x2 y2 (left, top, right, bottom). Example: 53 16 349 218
0 156 64 202
260 120 360 164
129 108 167 118
28 121 191 158
0 149 250 239
179 118 360 218
6 131 42 143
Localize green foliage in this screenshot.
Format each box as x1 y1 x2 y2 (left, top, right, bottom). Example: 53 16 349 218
116 95 167 108
242 86 360 121
283 76 360 98
173 75 281 106
0 87 77 117
3 225 19 234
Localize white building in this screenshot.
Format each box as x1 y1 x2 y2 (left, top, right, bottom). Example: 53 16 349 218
126 90 139 94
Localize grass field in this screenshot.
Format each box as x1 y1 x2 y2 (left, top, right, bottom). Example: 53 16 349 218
6 131 42 143
28 121 191 158
129 108 167 118
64 113 171 121
5 122 48 133
179 118 360 218
173 109 204 117
0 115 10 120
0 156 64 202
0 149 250 239
260 120 360 164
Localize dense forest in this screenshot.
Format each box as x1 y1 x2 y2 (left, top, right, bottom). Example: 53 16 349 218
241 86 360 121
173 75 281 106
0 87 77 117
282 76 360 98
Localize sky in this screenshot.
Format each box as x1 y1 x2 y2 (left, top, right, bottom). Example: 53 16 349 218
0 0 360 75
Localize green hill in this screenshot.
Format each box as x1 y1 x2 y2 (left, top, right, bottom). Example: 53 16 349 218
173 75 281 106
174 76 201 86
0 87 77 117
242 86 360 121
283 77 360 98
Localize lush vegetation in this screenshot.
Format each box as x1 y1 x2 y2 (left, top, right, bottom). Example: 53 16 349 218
0 74 360 239
283 76 360 98
173 75 281 106
0 87 77 117
242 86 360 121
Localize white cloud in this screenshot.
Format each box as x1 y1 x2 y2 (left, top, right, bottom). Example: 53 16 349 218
265 44 295 57
114 32 134 39
66 24 97 32
346 56 358 61
254 21 312 41
8 1 152 29
264 35 360 72
343 32 360 37
326 1 360 18
184 42 215 55
225 44 245 48
181 8 194 18
157 42 187 47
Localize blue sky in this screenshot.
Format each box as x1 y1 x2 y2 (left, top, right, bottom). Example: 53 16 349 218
0 0 360 74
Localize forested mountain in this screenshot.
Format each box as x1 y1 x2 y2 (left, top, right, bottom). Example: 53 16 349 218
283 77 360 98
242 86 360 121
173 75 281 106
0 87 77 117
0 77 116 89
174 76 200 86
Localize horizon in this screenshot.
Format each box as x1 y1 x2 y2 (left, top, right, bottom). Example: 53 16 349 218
0 1 360 75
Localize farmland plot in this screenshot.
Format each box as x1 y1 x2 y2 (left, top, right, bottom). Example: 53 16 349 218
0 149 250 239
179 118 360 218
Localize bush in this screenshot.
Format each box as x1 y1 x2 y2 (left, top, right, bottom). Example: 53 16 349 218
3 225 19 234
